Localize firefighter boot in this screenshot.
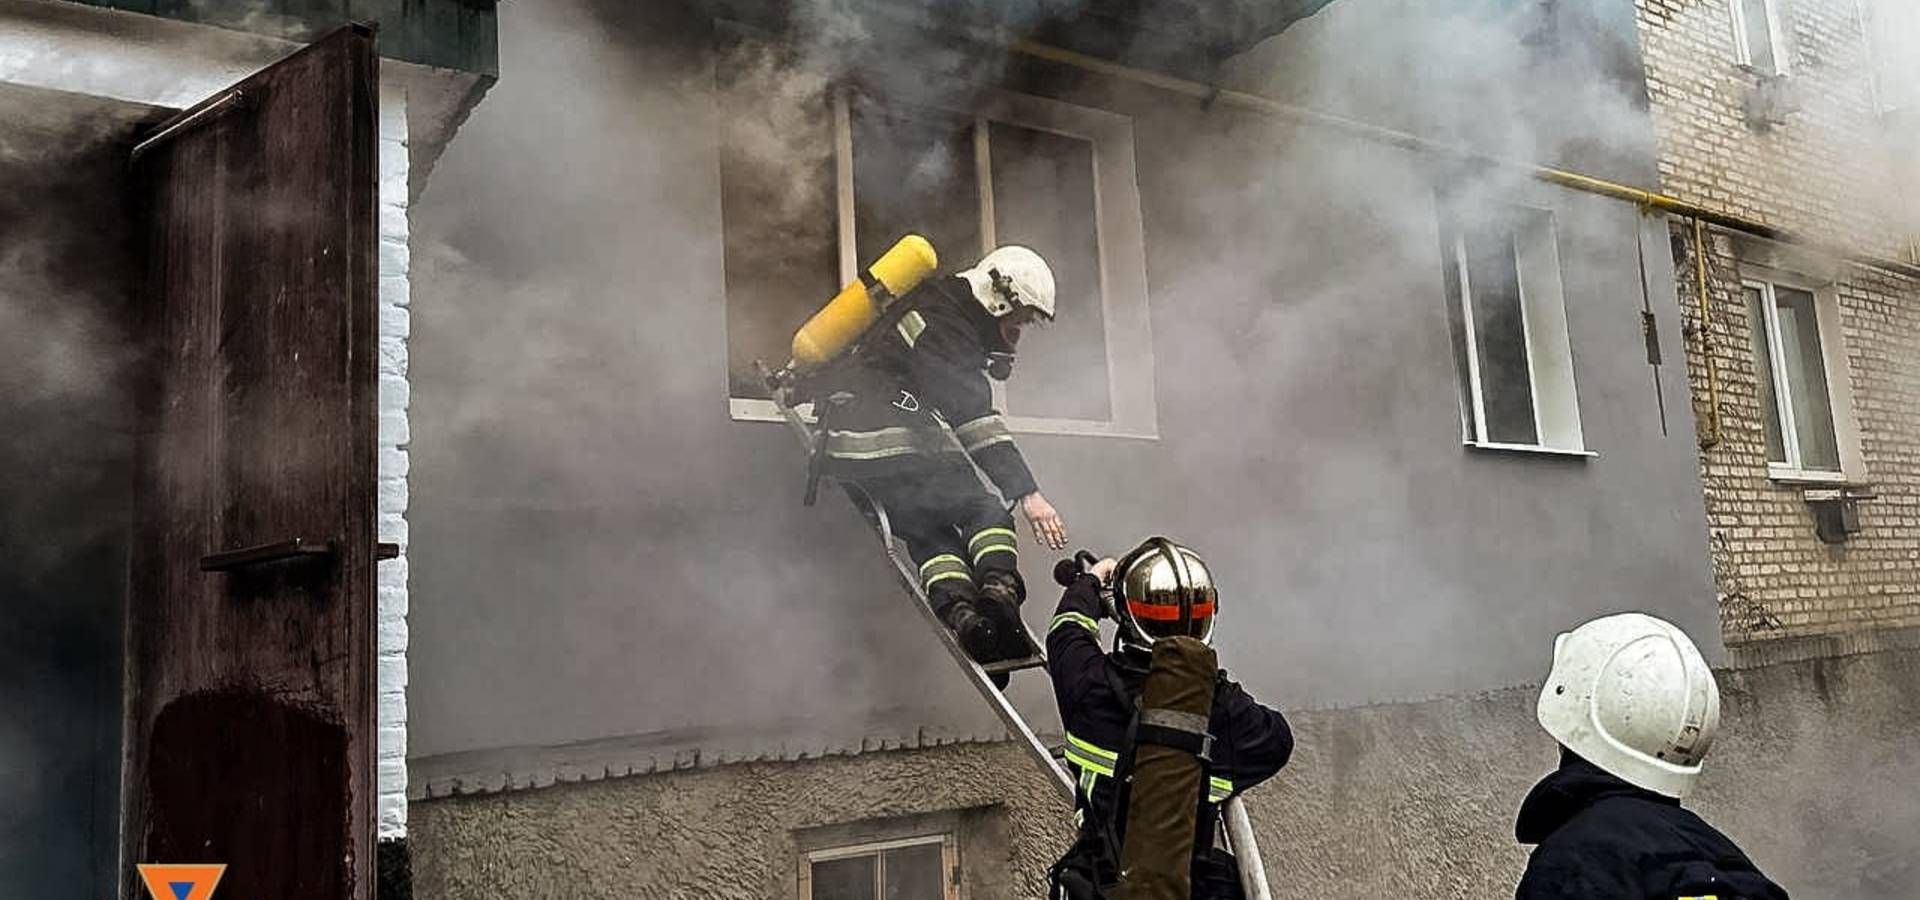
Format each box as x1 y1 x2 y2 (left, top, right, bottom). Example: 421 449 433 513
977 569 1033 660
930 581 1002 665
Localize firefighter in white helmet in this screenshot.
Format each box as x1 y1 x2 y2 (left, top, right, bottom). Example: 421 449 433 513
1515 612 1786 899
817 245 1069 669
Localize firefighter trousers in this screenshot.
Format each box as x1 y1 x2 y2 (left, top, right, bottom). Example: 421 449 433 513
856 463 1022 614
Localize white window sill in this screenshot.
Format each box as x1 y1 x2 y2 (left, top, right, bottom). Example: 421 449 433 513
1001 415 1158 440
1463 440 1597 459
729 398 1160 440
732 397 815 424
1766 466 1854 487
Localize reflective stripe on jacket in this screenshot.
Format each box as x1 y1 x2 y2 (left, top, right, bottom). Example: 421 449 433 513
819 277 1038 500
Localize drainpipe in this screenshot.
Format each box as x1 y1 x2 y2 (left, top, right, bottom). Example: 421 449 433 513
1007 39 1920 282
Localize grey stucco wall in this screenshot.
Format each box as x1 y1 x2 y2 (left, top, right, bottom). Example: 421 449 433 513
409 0 1714 762
412 644 1920 899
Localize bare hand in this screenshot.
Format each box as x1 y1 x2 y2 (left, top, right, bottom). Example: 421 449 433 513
1090 556 1118 584
1021 492 1068 551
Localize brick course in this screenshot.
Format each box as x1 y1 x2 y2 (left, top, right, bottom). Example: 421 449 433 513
1637 0 1920 642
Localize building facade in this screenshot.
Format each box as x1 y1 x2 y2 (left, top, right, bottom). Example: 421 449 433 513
1637 0 1920 646
397 0 1846 896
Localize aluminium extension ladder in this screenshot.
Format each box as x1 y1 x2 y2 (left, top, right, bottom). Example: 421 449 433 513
760 366 1272 900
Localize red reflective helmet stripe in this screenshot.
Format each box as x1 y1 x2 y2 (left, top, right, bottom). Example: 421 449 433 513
1127 600 1215 621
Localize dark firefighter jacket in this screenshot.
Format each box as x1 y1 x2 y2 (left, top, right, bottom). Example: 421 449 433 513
1046 574 1294 868
818 275 1037 500
1515 756 1789 900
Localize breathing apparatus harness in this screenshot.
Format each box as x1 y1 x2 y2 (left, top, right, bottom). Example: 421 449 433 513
792 271 927 507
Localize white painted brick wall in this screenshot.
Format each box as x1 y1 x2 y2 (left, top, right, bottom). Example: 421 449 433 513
376 81 412 839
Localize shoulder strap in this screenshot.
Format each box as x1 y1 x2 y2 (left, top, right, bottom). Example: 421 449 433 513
796 287 931 507
847 278 929 361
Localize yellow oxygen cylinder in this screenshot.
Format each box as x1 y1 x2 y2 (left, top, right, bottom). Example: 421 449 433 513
789 234 938 370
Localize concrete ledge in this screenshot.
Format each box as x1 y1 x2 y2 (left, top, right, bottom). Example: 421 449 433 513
409 718 1018 800
411 643 1920 898
409 634 1920 803
1724 624 1920 669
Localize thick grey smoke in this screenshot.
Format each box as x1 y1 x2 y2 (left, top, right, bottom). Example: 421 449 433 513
409 0 1123 754
1862 0 1920 258
407 0 1700 755
0 85 147 897
401 0 1919 890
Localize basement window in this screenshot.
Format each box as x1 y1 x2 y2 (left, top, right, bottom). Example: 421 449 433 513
716 22 1157 438
1744 278 1853 481
1731 0 1788 76
801 834 958 900
1438 205 1588 456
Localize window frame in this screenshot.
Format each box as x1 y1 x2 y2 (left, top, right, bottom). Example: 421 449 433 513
1730 0 1790 76
722 74 1159 440
1741 271 1862 484
1445 205 1593 458
797 832 960 900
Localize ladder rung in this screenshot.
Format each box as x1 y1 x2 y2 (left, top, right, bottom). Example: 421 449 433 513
983 655 1046 676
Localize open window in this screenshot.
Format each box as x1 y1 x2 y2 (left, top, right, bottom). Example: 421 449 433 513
716 22 1156 438
1438 204 1588 456
1730 0 1789 75
1741 273 1863 482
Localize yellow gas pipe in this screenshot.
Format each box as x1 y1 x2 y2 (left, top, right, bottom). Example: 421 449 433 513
1693 217 1723 448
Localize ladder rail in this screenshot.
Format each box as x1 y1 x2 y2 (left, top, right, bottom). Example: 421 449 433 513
756 370 1072 798
847 481 1075 798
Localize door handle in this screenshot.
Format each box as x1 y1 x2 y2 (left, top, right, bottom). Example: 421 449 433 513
200 539 400 571
201 538 334 571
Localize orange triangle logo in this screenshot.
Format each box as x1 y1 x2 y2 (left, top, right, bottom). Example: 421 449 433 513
137 864 226 900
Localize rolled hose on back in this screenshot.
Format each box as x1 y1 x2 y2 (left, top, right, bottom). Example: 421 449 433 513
1117 635 1218 900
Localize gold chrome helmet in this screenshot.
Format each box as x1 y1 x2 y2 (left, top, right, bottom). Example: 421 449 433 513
1114 537 1217 652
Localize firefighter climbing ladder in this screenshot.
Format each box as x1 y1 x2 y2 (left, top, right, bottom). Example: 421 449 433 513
760 367 1272 900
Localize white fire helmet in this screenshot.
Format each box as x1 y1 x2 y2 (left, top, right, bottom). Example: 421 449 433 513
959 245 1056 321
1535 612 1721 799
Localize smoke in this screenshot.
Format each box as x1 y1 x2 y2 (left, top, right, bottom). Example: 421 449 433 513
408 0 1136 754
1861 0 1920 256
406 0 1697 762
0 88 146 580
0 85 146 896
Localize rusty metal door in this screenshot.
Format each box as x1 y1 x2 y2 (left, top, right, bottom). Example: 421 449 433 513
125 25 378 900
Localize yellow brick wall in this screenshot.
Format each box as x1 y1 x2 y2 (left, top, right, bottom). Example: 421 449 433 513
1637 0 1907 255
1639 0 1920 642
